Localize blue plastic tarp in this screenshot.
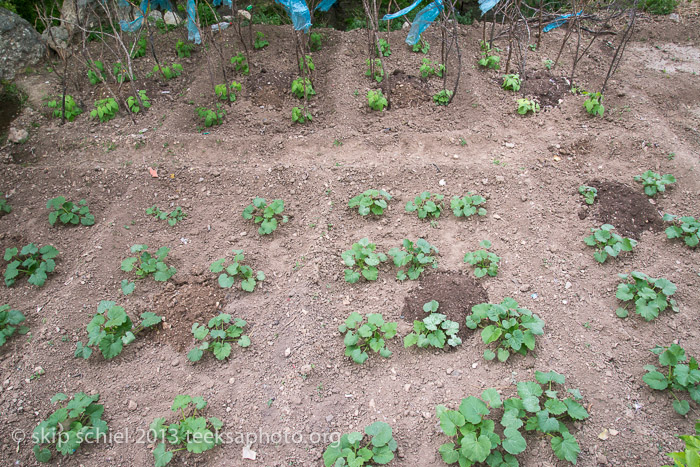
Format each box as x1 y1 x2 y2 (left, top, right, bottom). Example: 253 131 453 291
186 0 201 43
543 10 583 32
405 0 443 46
478 0 500 15
315 0 337 12
381 0 422 20
119 0 174 32
275 0 311 32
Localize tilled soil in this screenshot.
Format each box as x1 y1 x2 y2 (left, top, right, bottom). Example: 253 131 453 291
1 12 699 467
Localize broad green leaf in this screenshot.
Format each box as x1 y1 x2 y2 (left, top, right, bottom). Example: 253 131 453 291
365 421 393 447
502 427 527 455
154 442 174 467
439 410 465 436
459 396 489 424
551 432 580 464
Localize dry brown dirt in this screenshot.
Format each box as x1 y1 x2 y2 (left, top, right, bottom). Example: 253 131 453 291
1 10 699 467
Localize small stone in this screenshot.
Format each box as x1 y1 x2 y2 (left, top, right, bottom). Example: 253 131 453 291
171 358 179 367
207 381 215 389
300 364 312 375
504 142 515 148
493 214 501 220
7 127 28 144
128 400 138 411
369 399 376 409
284 347 291 357
436 381 444 388
565 281 572 289
472 362 479 369
439 179 446 186
669 12 680 23
495 175 505 183
229 377 236 384
597 454 608 464
446 368 454 375
240 231 247 236
164 11 182 25
238 9 252 20
520 284 531 292
404 384 411 392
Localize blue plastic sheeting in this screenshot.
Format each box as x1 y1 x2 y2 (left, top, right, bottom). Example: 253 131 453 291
543 10 582 32
275 0 311 32
381 0 422 20
212 0 233 8
186 0 201 43
405 0 443 46
120 16 144 32
118 0 174 32
478 0 499 15
315 0 337 12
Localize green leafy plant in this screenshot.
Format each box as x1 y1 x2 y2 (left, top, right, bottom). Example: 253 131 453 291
433 89 453 106
342 238 387 283
463 240 500 278
292 106 312 123
466 297 545 362
663 214 700 248
46 196 95 226
309 32 322 51
196 104 225 127
47 95 82 121
367 89 388 111
253 31 270 50
112 62 130 83
412 38 430 53
90 97 119 122
451 193 486 218
87 60 105 84
516 98 540 115
614 271 678 320
323 421 397 466
299 54 314 73
387 238 438 281
230 52 249 75
406 191 444 219
120 245 176 282
502 73 521 91
634 170 676 196
544 58 554 69
150 395 223 467
377 38 391 56
242 197 288 235
365 58 384 83
0 193 11 216
478 44 501 70
404 300 462 349
583 91 604 116
419 58 436 78
338 312 397 364
642 0 678 15
254 31 269 49
348 189 392 216
583 224 637 263
291 77 316 99
126 90 151 113
643 344 700 415
4 244 59 287
187 314 250 362
146 205 187 226
74 300 162 360
663 421 700 467
0 304 28 347
436 370 588 466
210 250 265 292
131 37 147 58
153 63 183 80
175 39 195 57
32 392 108 463
578 185 597 205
